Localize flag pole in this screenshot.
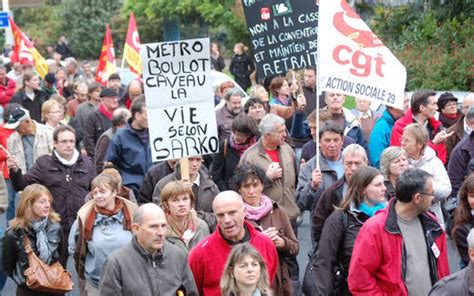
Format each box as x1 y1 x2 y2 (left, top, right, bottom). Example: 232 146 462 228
120 55 125 76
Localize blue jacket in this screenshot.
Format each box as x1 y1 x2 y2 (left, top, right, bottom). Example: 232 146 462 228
368 109 396 168
105 123 153 195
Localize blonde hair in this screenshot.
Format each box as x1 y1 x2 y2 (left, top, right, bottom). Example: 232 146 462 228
91 174 119 193
403 123 428 151
160 181 195 212
41 99 62 122
220 243 272 295
10 184 60 229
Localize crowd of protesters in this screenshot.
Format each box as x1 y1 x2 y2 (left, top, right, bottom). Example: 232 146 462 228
0 39 472 296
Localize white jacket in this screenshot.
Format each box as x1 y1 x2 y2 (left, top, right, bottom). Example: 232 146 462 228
408 146 452 202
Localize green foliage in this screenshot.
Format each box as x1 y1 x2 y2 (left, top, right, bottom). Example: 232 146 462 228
60 0 122 59
12 5 63 54
371 3 474 91
123 0 249 50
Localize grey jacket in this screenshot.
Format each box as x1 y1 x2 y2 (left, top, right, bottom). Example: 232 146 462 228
429 262 474 296
296 153 339 211
99 237 198 296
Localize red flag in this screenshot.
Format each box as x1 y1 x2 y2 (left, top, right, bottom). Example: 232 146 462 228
95 24 116 85
123 12 142 75
9 17 48 78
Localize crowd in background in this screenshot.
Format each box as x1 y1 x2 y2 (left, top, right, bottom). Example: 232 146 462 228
0 38 472 296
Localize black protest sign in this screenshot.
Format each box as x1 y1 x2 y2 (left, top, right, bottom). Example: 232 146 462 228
242 0 319 78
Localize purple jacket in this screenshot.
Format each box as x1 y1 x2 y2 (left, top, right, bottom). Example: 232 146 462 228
448 131 474 197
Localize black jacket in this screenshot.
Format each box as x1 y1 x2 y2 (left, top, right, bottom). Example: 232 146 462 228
10 152 96 230
312 208 370 295
211 138 241 191
83 110 112 158
2 221 62 287
229 53 254 90
11 90 47 122
311 177 345 244
137 161 174 205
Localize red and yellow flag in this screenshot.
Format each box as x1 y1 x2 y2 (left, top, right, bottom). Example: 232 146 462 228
123 12 142 75
9 17 48 78
95 24 117 85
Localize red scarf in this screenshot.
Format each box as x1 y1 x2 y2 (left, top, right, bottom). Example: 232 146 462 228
98 103 113 120
83 197 132 241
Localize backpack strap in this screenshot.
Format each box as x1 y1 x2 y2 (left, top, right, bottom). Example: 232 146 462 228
223 138 228 158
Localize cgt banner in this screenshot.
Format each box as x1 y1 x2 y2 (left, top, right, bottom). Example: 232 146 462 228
242 0 318 78
141 37 219 162
317 0 406 109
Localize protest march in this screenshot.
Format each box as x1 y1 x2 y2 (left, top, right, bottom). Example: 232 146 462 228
0 0 472 295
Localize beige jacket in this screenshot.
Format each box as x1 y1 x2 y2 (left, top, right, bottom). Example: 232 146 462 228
240 139 300 220
7 121 53 174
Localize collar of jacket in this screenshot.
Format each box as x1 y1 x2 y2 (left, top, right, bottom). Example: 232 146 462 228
132 235 164 267
256 138 281 158
383 198 443 237
173 168 213 190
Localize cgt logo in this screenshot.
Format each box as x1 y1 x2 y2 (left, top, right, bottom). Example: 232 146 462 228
332 0 385 78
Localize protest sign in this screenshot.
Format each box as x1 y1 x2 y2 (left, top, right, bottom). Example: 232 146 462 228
141 38 219 161
242 0 319 78
317 0 406 109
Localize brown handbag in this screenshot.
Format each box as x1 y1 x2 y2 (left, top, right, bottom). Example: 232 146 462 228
22 233 74 293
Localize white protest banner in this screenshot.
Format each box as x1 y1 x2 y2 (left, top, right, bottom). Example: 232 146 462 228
317 0 406 109
141 38 219 161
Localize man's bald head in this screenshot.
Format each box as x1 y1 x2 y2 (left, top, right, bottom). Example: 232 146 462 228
132 203 167 254
463 93 474 115
212 191 246 242
133 203 164 225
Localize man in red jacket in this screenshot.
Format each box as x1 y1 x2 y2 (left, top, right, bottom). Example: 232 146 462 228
0 66 16 108
348 168 450 296
188 191 278 296
390 90 452 164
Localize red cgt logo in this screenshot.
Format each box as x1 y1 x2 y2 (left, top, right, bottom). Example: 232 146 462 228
261 7 271 20
331 0 385 78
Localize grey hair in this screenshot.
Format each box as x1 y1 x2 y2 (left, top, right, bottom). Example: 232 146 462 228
112 108 131 128
64 57 78 68
224 87 243 101
259 114 285 135
380 147 407 179
466 105 474 122
133 203 164 225
342 144 368 163
468 229 474 249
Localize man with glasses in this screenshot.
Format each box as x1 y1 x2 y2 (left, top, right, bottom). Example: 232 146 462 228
446 92 474 163
348 168 450 295
8 125 96 266
311 143 368 244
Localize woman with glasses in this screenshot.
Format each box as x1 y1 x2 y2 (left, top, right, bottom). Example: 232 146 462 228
41 99 65 130
401 123 451 227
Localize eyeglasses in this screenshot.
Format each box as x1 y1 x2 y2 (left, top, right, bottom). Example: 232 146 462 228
444 102 457 108
420 192 435 197
58 139 75 144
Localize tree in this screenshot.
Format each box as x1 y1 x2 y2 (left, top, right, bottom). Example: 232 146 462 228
371 3 473 91
60 0 122 59
123 0 249 50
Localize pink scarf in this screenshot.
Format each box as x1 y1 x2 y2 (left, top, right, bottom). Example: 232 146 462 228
229 135 257 157
243 195 273 221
